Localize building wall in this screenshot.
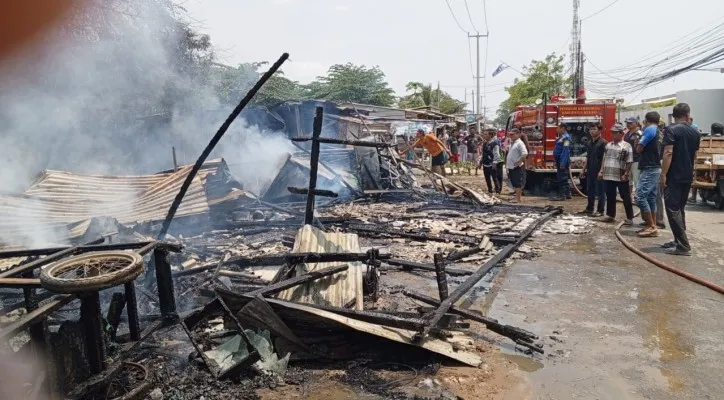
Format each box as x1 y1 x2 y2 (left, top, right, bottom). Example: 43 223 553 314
619 89 724 131
677 89 724 131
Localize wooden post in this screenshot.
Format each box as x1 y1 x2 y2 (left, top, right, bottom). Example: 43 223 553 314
80 292 105 374
124 282 141 341
305 107 324 225
153 248 177 321
433 252 449 300
172 146 178 172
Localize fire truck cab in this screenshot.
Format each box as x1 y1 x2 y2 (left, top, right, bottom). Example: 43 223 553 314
504 95 618 193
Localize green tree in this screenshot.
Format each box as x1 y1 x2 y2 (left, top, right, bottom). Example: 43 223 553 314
398 82 466 115
307 63 396 106
495 53 571 125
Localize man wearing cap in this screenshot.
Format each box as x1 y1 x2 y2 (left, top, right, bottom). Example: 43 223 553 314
551 123 572 201
598 122 635 224
399 128 451 176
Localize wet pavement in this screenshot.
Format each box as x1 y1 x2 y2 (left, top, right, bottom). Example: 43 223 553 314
488 198 724 399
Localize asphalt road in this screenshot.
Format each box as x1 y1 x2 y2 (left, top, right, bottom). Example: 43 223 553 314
488 198 724 399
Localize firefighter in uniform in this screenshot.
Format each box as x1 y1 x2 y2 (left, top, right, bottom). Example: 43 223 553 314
552 123 572 201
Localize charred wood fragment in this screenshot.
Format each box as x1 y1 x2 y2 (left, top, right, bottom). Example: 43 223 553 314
288 186 339 198
245 265 349 298
382 259 472 276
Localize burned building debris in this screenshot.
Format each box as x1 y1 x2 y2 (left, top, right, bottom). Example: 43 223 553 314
0 83 574 400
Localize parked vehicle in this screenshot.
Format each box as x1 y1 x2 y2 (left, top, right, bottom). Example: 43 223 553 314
693 135 724 209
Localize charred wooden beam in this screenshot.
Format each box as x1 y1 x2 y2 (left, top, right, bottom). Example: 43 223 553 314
123 282 141 341
80 293 105 374
0 240 181 261
245 264 349 298
304 107 324 225
403 290 541 353
291 137 395 148
383 259 473 276
0 278 42 288
153 249 177 321
217 287 427 331
343 223 516 246
0 295 74 341
414 208 562 343
288 187 339 198
106 292 126 341
228 216 353 227
227 251 389 268
0 290 54 317
433 253 449 300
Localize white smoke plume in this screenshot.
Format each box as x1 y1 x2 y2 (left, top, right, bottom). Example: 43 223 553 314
0 0 293 247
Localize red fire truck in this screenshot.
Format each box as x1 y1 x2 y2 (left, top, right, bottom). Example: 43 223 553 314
504 94 618 193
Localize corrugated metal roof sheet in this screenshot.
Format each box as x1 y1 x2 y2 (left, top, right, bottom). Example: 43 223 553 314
0 159 250 248
275 225 363 310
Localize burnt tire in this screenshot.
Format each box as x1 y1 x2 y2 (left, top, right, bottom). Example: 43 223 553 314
40 251 144 294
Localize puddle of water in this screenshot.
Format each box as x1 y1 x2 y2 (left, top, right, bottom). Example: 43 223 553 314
501 353 544 372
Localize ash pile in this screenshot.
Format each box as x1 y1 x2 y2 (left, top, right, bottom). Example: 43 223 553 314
0 101 565 400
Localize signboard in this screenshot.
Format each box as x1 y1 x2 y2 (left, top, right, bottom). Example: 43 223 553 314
466 114 476 124
558 105 602 117
714 154 724 166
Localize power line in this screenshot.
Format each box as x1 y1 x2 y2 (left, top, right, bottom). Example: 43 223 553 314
445 0 469 34
581 0 621 21
463 0 479 32
481 0 489 33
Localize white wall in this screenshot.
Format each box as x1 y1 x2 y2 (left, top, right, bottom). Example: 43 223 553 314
677 89 724 132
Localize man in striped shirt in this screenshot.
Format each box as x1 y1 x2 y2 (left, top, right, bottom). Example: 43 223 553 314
598 122 635 224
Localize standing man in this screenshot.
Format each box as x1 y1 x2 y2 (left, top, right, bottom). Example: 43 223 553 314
480 129 503 194
506 129 528 203
578 122 607 217
514 123 530 192
466 126 479 165
551 123 572 201
625 117 643 196
598 123 635 224
660 103 700 256
447 131 461 167
400 129 451 176
635 112 663 237
459 130 468 163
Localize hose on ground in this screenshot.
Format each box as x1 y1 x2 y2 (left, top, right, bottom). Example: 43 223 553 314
614 220 724 295
570 168 724 296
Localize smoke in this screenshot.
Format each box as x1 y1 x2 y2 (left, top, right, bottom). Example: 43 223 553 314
0 0 294 247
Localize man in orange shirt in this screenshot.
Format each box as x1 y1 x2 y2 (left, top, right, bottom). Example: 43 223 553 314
400 129 451 176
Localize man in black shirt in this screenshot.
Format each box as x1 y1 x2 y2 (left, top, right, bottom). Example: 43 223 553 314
579 122 607 216
660 103 701 256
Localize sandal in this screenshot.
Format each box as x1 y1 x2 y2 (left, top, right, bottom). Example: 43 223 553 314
637 228 659 238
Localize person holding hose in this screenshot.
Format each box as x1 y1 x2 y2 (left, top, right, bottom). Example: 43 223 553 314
551 123 572 201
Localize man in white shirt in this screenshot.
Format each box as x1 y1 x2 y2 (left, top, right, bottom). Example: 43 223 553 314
506 128 528 203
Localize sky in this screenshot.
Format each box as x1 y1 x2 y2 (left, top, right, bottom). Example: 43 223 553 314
183 0 723 116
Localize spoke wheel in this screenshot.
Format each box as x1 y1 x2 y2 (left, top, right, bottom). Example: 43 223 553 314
40 252 143 294
106 362 152 400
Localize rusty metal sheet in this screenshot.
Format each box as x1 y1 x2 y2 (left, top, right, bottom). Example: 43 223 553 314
275 225 363 310
0 159 251 248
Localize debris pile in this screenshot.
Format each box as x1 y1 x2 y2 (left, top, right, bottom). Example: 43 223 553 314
0 103 572 399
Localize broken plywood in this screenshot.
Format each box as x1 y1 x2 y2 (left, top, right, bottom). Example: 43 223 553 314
275 225 363 310
263 298 482 367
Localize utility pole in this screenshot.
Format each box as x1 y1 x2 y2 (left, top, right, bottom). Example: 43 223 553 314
570 0 581 98
469 32 489 129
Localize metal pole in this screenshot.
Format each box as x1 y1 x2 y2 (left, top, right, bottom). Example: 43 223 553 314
172 146 178 172
476 34 481 117
305 107 324 225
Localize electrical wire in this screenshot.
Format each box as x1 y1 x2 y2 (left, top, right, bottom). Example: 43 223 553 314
445 0 469 34
481 0 489 33
581 0 622 21
463 0 478 32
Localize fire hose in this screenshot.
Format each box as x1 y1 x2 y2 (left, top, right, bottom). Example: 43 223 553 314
569 168 724 296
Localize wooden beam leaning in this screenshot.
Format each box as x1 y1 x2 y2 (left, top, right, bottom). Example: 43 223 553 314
0 295 74 341
414 208 562 342
245 265 349 298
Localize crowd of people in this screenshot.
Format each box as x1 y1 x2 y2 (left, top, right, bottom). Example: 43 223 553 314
580 102 702 256
399 102 706 257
